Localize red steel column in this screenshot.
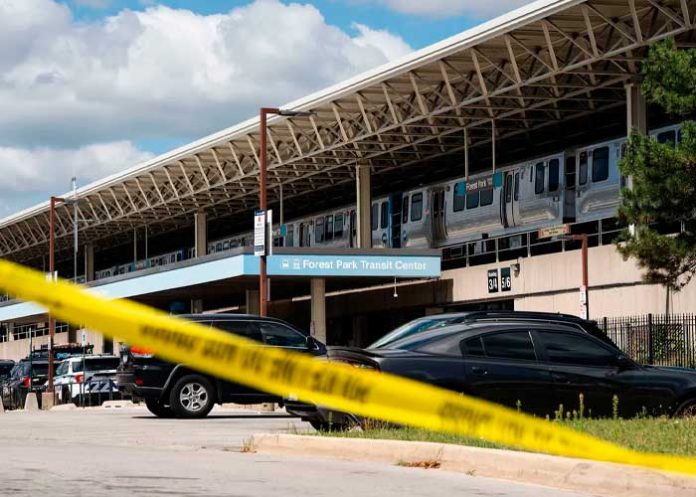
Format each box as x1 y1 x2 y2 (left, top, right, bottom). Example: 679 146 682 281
259 108 279 317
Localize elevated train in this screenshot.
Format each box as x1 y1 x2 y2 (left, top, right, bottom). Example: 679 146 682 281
94 125 681 281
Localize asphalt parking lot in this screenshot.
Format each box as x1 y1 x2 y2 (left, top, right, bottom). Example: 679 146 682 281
0 406 597 497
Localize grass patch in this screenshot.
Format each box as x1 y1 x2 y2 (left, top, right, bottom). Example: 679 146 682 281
312 417 696 457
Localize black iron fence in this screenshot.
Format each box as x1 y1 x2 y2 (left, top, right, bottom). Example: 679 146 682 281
600 314 696 368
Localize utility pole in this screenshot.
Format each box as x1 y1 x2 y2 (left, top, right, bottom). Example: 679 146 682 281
48 195 64 395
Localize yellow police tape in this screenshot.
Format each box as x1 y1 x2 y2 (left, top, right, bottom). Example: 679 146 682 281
0 259 694 476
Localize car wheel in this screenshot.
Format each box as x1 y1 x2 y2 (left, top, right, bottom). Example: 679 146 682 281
145 399 175 418
675 398 696 418
169 375 215 419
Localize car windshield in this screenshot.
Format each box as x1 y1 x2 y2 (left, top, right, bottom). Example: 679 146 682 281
0 363 14 376
27 363 49 377
73 358 120 373
369 317 457 349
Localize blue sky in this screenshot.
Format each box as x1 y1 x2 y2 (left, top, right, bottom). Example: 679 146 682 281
63 0 483 50
0 0 532 215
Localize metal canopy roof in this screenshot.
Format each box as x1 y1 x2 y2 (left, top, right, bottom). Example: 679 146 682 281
2 0 694 262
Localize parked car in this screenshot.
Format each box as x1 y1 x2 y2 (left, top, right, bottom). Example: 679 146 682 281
1 358 50 410
287 321 696 430
369 311 618 349
54 355 121 406
117 314 326 418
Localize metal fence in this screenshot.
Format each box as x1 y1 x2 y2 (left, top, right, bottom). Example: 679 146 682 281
600 314 696 368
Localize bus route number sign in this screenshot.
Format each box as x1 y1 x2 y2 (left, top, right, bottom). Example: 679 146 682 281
487 269 499 293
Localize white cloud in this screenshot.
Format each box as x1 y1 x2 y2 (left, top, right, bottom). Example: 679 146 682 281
0 0 412 215
0 141 154 213
377 0 534 19
0 0 412 149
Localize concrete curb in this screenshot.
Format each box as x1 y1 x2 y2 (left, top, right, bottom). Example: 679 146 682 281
102 400 137 409
51 403 77 411
251 434 696 497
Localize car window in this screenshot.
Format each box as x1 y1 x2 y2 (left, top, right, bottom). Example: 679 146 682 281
212 320 263 342
462 336 485 356
85 358 120 371
537 331 618 367
482 331 536 361
453 182 466 212
369 317 454 349
535 162 545 194
55 361 69 376
257 322 307 348
411 193 423 221
417 333 465 356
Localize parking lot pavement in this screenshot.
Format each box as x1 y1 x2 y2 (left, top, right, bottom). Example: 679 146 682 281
0 406 596 497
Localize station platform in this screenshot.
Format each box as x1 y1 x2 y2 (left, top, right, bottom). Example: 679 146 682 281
0 248 441 323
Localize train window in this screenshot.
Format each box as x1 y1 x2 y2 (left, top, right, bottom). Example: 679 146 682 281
657 130 676 146
315 216 325 243
287 225 294 247
505 175 513 203
514 172 520 201
480 188 493 206
380 202 388 229
548 159 560 192
371 204 378 231
326 215 334 241
466 191 479 209
334 213 344 237
579 151 588 185
534 162 545 194
453 182 466 212
411 193 423 221
402 195 409 223
592 146 609 182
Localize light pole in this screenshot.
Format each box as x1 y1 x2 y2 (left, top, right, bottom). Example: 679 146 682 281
48 195 64 394
258 107 313 316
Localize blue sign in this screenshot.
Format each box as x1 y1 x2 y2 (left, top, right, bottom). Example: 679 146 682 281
267 255 441 278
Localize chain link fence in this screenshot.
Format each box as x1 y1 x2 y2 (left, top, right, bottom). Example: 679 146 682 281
600 314 696 368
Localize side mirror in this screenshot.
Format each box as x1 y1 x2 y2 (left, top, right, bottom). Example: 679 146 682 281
306 335 317 350
617 355 634 370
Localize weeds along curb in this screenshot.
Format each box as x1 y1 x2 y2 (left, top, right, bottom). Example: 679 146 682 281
250 434 696 497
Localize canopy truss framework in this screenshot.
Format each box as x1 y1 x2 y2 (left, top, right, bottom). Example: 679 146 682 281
1 0 694 263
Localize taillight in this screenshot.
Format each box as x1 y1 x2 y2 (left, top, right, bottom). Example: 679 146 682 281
75 374 84 384
130 346 155 358
135 378 144 386
22 376 30 388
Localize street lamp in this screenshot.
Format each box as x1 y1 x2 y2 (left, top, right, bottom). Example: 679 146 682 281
258 108 313 316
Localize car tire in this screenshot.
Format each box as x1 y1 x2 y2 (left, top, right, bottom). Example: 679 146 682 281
169 375 215 419
675 398 696 418
145 399 175 418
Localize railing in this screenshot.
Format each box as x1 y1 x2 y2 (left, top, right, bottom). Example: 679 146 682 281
0 322 70 343
442 218 622 267
600 314 696 368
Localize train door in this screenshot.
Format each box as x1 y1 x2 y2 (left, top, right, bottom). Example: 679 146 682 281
349 209 357 248
299 223 306 247
390 193 403 248
431 188 447 243
564 154 576 221
500 171 516 228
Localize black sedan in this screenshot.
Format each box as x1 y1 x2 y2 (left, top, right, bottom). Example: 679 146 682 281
287 321 696 429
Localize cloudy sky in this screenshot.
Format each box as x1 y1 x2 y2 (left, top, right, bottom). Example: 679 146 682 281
0 0 534 217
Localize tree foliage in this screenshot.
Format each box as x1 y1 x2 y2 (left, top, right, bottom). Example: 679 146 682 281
617 40 696 291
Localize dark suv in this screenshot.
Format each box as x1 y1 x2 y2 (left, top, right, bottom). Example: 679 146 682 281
1 358 50 410
117 314 325 418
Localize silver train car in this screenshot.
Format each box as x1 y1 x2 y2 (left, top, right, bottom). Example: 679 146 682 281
111 124 681 274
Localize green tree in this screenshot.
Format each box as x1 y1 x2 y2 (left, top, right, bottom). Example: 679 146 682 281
618 39 696 292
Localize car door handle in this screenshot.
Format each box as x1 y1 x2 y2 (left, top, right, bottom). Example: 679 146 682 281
471 367 488 376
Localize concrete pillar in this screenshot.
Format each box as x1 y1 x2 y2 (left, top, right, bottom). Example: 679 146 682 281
7 322 14 342
626 83 648 134
246 290 260 315
194 211 208 258
356 164 372 249
191 299 203 314
84 243 95 282
310 278 327 344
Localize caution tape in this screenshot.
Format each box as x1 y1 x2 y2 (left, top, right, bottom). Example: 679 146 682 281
0 259 694 476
